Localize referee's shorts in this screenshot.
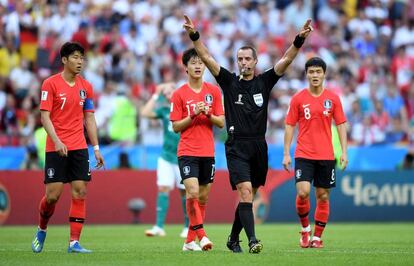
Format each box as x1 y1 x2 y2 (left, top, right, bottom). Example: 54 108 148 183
225 136 268 190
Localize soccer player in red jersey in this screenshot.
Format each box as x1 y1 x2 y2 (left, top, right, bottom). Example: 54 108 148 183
283 57 348 248
31 42 104 253
170 48 225 251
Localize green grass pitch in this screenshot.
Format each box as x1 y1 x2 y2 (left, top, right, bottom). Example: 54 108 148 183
1 223 414 265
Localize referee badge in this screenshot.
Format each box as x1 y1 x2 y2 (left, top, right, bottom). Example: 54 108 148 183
79 89 87 100
205 94 213 105
253 93 263 107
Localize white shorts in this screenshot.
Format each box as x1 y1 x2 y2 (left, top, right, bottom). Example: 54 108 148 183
157 157 185 190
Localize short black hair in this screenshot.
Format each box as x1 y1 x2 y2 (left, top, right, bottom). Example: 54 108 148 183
60 42 84 59
238 45 257 59
305 57 327 73
182 48 199 66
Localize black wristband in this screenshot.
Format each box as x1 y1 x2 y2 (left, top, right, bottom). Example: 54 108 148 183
293 35 305 48
189 31 200 41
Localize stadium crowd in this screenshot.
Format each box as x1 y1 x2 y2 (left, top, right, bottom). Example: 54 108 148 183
0 0 413 155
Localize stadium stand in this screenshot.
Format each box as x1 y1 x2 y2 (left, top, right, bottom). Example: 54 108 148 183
0 0 413 170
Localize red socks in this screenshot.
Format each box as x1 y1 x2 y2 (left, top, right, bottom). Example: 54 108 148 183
69 198 86 241
39 196 56 230
296 196 310 228
38 196 87 242
185 198 206 243
314 200 330 238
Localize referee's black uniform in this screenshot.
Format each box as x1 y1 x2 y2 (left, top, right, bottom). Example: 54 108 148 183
215 67 282 190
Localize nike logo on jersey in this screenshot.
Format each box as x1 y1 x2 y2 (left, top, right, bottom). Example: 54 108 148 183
59 93 66 97
302 104 310 108
186 100 194 104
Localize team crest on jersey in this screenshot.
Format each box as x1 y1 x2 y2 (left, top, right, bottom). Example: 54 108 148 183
323 99 333 117
47 168 55 178
183 166 191 176
253 93 263 107
79 89 87 99
205 94 213 104
324 99 332 109
295 169 302 179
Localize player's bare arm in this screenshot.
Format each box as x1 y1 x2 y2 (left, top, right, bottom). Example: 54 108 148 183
283 124 295 172
183 15 220 76
141 83 175 119
172 101 204 133
202 105 225 128
336 122 348 170
40 110 67 157
274 19 313 76
208 113 225 128
84 112 105 169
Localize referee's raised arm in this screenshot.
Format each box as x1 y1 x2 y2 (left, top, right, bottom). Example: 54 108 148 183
183 15 220 77
274 19 313 76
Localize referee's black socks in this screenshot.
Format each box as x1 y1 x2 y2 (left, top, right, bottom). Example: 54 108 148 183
229 204 243 241
238 202 257 242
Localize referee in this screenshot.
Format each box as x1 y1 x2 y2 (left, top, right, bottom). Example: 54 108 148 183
183 15 313 253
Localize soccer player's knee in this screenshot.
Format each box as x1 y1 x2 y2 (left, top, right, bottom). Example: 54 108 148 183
297 190 310 199
186 188 199 199
73 189 87 199
46 195 60 204
317 193 329 202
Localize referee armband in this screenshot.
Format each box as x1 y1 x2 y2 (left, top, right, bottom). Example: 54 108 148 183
83 98 95 111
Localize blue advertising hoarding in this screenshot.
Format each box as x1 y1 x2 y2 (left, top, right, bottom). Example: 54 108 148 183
266 171 414 222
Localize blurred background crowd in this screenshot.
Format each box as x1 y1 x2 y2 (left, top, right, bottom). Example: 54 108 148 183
0 0 413 168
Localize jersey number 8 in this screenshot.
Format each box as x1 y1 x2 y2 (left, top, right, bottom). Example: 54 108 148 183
304 107 311 120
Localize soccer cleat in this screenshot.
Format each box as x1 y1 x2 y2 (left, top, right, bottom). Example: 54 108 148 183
300 230 311 248
199 236 213 251
248 240 263 254
145 226 166 237
32 228 47 253
310 239 324 248
182 241 202 251
179 227 189 238
226 236 243 253
67 241 92 253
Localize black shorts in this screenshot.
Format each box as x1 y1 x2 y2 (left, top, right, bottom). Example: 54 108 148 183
178 156 215 185
44 149 91 184
294 158 336 188
225 137 268 190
